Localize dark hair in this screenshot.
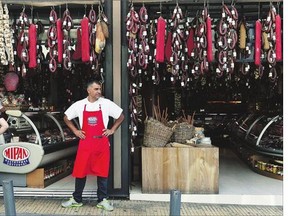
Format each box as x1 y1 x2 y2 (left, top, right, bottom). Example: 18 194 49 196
86 80 102 89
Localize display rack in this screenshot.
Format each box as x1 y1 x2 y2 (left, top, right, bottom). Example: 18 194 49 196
0 110 79 187
228 114 283 180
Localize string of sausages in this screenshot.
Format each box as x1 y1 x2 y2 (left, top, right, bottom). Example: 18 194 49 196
126 3 141 152
95 3 109 81
62 6 73 71
0 4 14 66
215 2 238 79
88 5 98 72
16 6 30 77
47 6 57 73
238 17 251 76
261 3 280 83
169 3 182 82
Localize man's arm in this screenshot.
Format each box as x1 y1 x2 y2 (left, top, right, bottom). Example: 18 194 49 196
64 115 85 139
102 113 124 137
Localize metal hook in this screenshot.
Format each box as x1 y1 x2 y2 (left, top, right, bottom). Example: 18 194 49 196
22 4 25 12
258 0 261 20
160 0 162 16
84 4 87 16
277 1 280 14
30 5 33 20
58 5 61 19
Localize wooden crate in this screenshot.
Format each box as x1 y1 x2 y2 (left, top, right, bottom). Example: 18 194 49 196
142 146 219 194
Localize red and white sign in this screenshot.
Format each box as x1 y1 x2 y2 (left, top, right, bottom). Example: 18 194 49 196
2 146 30 167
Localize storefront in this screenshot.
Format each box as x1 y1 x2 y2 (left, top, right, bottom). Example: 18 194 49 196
0 0 283 204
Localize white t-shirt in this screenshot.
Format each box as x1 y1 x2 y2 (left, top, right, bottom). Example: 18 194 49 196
64 97 123 128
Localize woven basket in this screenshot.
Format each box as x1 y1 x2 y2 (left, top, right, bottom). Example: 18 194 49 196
172 122 194 144
143 118 174 147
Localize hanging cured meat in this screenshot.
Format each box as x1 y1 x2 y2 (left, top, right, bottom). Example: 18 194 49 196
165 31 172 62
72 27 82 60
155 16 166 63
95 20 106 54
254 20 262 66
186 28 194 58
275 14 282 61
56 19 63 63
28 24 37 68
206 16 213 62
81 17 90 62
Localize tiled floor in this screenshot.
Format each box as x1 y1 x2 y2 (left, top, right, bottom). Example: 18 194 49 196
0 148 283 206
0 197 283 216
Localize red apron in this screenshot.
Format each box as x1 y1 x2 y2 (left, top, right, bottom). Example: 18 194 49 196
72 104 110 178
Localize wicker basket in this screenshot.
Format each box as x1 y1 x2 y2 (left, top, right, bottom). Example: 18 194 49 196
172 122 194 144
143 118 174 147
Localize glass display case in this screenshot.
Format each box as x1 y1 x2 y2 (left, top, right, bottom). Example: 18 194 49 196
0 110 79 187
229 113 283 180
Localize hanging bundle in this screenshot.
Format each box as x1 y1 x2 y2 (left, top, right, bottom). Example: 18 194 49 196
186 28 194 58
28 24 37 68
164 31 172 62
95 20 106 54
155 16 166 63
81 17 90 62
206 16 213 62
56 19 64 63
254 20 262 66
72 27 82 60
238 21 247 49
275 14 282 61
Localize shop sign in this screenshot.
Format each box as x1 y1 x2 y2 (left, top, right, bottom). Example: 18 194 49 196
2 146 30 167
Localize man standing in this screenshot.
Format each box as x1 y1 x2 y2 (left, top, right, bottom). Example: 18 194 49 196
61 80 124 211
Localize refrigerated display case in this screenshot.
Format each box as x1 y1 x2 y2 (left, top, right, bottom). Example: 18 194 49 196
0 110 79 187
229 114 283 180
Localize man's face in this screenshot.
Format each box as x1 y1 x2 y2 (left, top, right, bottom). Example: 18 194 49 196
87 83 102 99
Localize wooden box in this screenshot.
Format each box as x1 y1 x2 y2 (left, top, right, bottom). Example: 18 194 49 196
142 146 219 194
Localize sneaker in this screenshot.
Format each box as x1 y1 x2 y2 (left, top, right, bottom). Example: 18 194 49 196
96 198 114 211
61 197 83 208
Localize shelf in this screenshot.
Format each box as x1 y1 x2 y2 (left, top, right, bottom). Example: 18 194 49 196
250 165 283 181
26 159 73 188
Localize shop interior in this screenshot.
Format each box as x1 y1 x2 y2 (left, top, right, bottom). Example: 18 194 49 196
0 0 283 205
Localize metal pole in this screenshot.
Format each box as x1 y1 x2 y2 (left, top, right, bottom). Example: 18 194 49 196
3 180 16 216
170 189 181 216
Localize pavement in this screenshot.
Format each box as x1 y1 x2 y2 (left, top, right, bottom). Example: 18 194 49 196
0 197 283 216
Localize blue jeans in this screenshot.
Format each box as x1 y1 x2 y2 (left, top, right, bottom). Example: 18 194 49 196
73 176 108 203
